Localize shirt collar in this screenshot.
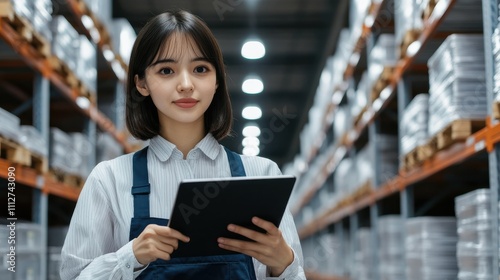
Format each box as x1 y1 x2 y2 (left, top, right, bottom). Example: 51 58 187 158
148 133 221 162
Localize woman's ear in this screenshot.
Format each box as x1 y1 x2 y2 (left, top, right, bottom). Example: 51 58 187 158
134 75 150 96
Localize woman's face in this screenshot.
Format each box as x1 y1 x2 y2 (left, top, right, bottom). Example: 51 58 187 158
135 33 217 131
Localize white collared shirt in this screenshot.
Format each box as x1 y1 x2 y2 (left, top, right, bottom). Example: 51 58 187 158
60 133 306 280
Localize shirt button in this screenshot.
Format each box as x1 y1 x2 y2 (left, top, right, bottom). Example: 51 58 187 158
126 264 130 268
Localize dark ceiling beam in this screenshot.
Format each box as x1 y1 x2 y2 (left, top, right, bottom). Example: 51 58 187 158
285 0 349 163
126 17 330 32
223 53 317 66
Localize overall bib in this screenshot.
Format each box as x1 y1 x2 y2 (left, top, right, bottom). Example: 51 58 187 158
129 146 257 280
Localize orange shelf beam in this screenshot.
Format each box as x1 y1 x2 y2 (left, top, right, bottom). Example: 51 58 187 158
0 158 81 201
43 175 80 202
0 158 41 188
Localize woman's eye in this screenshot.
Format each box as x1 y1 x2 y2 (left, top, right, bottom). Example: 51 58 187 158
159 68 173 75
194 66 208 73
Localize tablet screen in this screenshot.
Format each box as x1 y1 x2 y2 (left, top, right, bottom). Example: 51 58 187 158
167 175 296 258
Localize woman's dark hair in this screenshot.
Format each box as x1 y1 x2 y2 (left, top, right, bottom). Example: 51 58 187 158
126 10 232 141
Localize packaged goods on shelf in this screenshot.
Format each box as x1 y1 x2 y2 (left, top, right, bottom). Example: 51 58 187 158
19 125 47 157
337 134 398 195
378 215 405 280
375 134 399 181
15 252 41 280
76 35 97 94
455 189 493 280
428 34 485 90
315 186 338 215
334 157 356 199
313 56 334 114
405 217 458 280
353 228 374 280
70 132 93 178
96 133 123 163
348 72 368 120
348 0 370 52
50 128 81 176
299 123 313 160
111 18 137 65
333 105 352 145
400 94 430 155
455 189 491 226
48 246 62 280
332 29 353 85
301 236 318 272
51 16 80 74
317 233 343 275
427 34 486 136
294 205 314 229
32 0 53 42
0 222 42 253
493 25 500 101
395 0 424 58
84 0 112 30
0 106 21 142
368 34 397 101
354 145 373 190
7 0 33 23
307 107 324 147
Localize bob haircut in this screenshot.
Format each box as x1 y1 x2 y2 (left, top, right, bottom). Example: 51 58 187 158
126 10 232 141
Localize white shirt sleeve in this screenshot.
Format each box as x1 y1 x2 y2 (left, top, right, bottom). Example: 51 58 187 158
60 164 145 280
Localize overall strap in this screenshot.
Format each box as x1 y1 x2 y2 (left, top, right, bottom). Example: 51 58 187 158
223 146 246 177
132 146 151 218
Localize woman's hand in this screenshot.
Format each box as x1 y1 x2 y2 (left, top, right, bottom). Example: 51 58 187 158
132 224 190 265
217 217 294 277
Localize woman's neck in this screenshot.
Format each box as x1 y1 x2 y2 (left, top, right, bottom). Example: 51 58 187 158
160 122 205 159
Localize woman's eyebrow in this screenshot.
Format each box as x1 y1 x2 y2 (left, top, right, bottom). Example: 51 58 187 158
150 57 209 67
192 57 209 62
150 58 176 66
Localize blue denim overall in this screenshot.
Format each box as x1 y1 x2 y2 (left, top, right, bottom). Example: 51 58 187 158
129 146 257 279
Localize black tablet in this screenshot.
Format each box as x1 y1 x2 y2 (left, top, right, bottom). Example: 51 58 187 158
167 175 296 258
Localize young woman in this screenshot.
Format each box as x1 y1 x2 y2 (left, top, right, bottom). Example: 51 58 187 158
60 10 305 280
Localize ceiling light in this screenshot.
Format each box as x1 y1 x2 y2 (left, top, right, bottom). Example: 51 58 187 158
242 106 262 120
242 78 263 94
241 40 265 59
243 145 260 156
242 136 260 147
242 125 261 137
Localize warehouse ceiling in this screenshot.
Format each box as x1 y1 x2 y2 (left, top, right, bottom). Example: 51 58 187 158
111 0 348 166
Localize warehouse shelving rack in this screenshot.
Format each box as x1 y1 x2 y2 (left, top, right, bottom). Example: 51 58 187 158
0 1 132 280
292 0 500 279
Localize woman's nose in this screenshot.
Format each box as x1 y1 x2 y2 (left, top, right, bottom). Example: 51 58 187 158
177 71 194 93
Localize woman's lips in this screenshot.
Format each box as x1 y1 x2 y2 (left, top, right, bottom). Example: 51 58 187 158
174 98 198 108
